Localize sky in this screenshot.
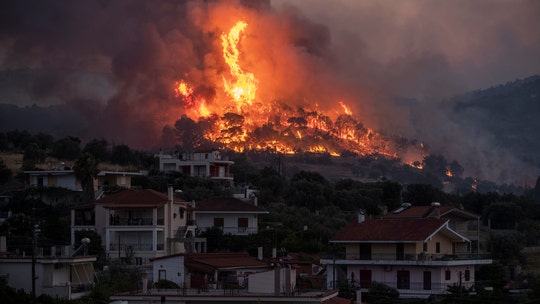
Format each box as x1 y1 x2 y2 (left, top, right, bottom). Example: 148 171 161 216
0 0 539 185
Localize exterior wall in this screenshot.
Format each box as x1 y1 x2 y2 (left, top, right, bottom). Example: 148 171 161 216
152 256 185 286
248 268 296 294
346 264 476 295
426 234 454 255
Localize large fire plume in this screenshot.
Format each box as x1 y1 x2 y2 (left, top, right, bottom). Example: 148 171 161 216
173 20 424 163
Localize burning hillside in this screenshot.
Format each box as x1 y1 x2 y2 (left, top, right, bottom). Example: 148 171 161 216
172 20 425 164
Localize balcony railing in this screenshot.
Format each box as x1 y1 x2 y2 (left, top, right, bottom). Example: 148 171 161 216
109 243 165 251
109 217 157 226
325 252 491 261
330 279 475 293
200 226 259 235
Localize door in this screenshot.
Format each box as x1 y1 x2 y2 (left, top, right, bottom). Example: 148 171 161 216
396 243 404 260
397 270 410 289
359 270 372 288
423 271 432 290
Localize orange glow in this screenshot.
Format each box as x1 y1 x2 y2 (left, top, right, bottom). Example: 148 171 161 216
446 169 453 177
221 21 258 109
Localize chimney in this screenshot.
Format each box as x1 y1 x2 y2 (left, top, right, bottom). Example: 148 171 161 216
0 236 6 252
358 210 366 223
253 196 258 206
142 273 148 294
272 248 277 258
257 246 263 260
168 185 174 202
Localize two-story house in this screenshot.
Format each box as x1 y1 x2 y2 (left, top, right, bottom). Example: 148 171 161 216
321 214 492 299
194 197 269 235
385 203 482 252
24 164 142 204
71 188 207 269
158 150 234 185
0 236 96 300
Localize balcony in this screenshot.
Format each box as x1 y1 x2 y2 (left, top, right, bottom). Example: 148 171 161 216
109 217 159 226
109 243 165 251
321 252 492 267
200 226 259 235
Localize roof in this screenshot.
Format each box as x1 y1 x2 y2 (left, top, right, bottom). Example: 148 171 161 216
184 253 268 273
385 205 479 219
330 218 456 243
94 189 184 208
195 197 268 213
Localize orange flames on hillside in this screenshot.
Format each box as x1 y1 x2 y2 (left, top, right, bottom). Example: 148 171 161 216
173 21 424 161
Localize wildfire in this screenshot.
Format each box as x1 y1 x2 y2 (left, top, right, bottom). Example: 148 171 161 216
171 20 424 166
221 21 258 110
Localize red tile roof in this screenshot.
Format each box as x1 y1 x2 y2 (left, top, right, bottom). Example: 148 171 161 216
196 197 268 213
385 206 478 219
184 253 268 273
323 296 354 304
331 218 449 243
95 189 184 208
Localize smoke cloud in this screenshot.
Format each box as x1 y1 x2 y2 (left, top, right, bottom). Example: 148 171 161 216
0 0 539 185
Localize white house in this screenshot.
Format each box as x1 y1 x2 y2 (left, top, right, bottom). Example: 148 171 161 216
158 150 234 184
71 188 206 269
194 197 269 235
0 237 96 300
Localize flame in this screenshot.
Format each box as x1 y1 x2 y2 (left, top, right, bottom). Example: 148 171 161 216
339 101 352 115
446 169 453 177
171 21 425 167
221 21 258 109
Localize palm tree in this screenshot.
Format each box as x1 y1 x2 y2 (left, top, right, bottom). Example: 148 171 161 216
74 152 99 204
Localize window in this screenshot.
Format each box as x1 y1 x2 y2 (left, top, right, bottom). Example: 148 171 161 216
445 269 451 280
464 269 470 281
179 208 185 219
135 257 143 266
436 242 441 253
423 242 428 252
238 218 248 233
158 269 166 281
214 218 224 229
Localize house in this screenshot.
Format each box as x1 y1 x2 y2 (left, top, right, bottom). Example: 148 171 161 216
24 164 143 204
70 188 207 269
25 166 82 204
385 203 482 252
0 236 96 300
112 251 341 304
151 252 270 289
320 213 492 299
158 150 234 184
194 197 269 235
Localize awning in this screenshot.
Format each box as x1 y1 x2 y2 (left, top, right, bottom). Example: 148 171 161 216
71 262 95 284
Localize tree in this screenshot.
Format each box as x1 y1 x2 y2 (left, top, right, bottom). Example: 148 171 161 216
74 153 99 204
0 158 12 185
22 142 46 170
52 136 81 160
111 144 132 166
82 138 110 162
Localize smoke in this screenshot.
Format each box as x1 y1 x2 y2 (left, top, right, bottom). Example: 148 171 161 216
0 0 539 185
